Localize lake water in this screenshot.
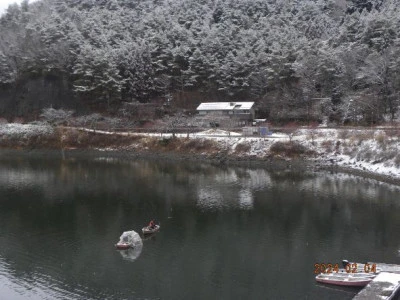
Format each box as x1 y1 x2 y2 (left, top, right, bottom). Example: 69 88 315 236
0 152 399 300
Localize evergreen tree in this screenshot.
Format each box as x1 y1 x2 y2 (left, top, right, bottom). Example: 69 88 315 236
0 0 399 121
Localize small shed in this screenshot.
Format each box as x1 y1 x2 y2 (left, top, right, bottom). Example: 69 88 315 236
243 126 269 137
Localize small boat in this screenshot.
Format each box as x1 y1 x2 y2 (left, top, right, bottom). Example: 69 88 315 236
115 230 141 250
142 224 160 235
115 242 132 250
316 272 376 287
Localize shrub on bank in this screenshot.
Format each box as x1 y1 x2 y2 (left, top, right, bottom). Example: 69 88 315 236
234 143 251 153
374 132 387 145
270 141 309 157
355 132 375 145
395 155 400 167
179 138 219 153
321 140 333 152
148 136 220 153
158 137 172 147
338 130 350 139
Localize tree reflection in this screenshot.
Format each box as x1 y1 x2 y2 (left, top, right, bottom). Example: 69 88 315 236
0 154 400 299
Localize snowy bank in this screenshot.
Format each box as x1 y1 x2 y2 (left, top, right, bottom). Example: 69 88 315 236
1 124 400 184
294 128 400 180
75 127 400 181
0 123 54 138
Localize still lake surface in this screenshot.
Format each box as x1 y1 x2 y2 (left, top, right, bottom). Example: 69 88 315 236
0 152 399 300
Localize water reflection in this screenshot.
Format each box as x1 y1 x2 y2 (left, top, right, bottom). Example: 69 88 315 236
118 245 143 262
115 230 143 262
0 153 400 299
238 189 253 209
0 155 398 210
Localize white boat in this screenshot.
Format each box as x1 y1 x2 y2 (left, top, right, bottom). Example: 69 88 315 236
316 272 376 287
142 224 160 235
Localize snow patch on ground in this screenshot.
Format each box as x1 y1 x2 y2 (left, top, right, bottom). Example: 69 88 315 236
195 129 241 136
0 123 54 137
373 272 400 285
297 129 400 180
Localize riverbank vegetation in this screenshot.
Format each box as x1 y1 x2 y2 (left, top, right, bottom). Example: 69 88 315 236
1 0 400 182
1 123 400 180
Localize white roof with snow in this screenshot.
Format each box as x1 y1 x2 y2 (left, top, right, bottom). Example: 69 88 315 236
196 102 254 111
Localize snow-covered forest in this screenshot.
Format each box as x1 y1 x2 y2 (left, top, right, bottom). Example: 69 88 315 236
0 0 399 124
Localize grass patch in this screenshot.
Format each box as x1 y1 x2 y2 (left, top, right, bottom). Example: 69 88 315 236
234 143 251 153
356 150 374 161
354 132 375 145
270 141 310 157
59 128 144 149
0 130 60 149
158 137 172 147
179 139 219 152
321 140 333 152
375 150 397 162
342 145 358 156
395 155 400 167
338 130 350 139
148 137 220 154
374 132 387 145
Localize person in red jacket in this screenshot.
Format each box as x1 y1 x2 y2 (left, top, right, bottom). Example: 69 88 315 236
148 220 156 229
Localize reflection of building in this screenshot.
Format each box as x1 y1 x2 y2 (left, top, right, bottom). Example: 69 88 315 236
196 187 254 210
196 102 255 125
238 189 254 209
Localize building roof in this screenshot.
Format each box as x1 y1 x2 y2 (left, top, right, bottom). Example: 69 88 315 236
196 102 254 111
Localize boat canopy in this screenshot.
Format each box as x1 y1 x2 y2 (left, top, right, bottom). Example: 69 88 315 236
118 230 141 245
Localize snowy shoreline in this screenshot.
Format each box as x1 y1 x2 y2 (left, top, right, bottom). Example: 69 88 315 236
1 123 400 185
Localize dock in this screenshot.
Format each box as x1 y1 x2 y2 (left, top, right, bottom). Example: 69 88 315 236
353 263 400 300
370 263 400 275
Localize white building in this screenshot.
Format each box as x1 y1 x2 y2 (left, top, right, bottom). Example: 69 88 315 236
196 102 255 121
